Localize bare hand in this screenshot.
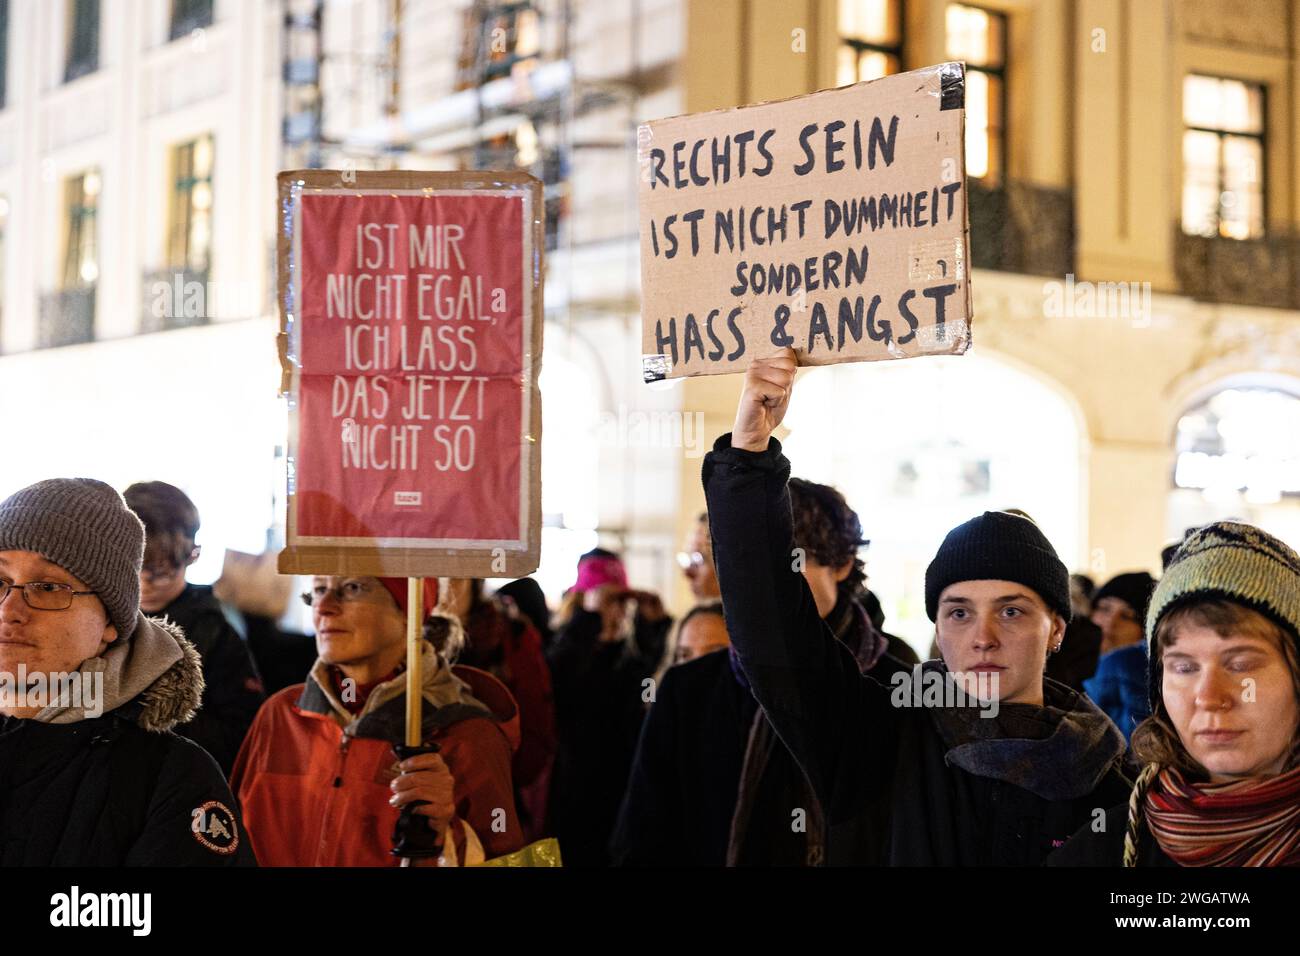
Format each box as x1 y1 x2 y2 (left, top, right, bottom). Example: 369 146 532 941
581 584 630 642
582 583 622 614
390 752 456 831
732 348 797 452
628 589 667 623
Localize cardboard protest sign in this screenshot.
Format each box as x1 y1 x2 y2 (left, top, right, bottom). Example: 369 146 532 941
638 62 972 381
276 170 543 578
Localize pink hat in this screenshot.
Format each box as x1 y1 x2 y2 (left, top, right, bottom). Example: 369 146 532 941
573 554 628 593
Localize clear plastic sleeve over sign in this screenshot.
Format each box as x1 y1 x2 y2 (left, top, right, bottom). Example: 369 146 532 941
276 170 544 578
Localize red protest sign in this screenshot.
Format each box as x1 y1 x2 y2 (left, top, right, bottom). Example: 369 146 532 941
276 171 543 578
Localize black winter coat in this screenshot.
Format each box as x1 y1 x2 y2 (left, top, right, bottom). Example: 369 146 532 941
1046 804 1177 866
547 607 669 867
241 612 318 696
610 626 916 866
157 584 266 775
609 648 756 865
703 435 1133 866
0 614 257 866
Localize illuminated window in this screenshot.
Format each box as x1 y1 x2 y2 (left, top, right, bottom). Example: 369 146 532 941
1182 75 1265 240
0 194 7 347
170 0 213 42
167 135 214 274
946 3 1006 185
1 0 10 108
1169 386 1300 554
62 171 100 289
65 0 99 83
1174 389 1300 503
837 0 904 85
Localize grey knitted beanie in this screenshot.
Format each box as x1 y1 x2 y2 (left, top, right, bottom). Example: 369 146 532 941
0 478 144 639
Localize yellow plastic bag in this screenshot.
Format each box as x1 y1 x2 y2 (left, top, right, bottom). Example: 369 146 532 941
437 820 563 867
474 837 563 868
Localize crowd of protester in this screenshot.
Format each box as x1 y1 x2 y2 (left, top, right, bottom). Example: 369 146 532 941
1 355 1297 867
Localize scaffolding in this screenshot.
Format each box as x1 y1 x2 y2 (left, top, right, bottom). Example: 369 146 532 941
280 0 642 256
278 0 667 573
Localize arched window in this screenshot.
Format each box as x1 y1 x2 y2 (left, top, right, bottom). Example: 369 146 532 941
782 354 1085 655
1169 386 1300 552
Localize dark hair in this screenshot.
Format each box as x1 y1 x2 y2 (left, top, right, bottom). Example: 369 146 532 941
1132 599 1300 777
1071 573 1096 600
496 577 551 641
789 478 868 595
861 588 886 630
671 601 727 664
124 481 200 570
679 601 724 632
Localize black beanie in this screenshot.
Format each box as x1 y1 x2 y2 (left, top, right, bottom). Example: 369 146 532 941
924 511 1072 623
1092 571 1156 620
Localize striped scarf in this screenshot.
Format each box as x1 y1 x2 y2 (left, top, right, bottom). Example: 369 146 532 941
1144 765 1300 866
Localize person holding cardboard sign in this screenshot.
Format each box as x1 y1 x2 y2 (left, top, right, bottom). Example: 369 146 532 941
701 348 1131 865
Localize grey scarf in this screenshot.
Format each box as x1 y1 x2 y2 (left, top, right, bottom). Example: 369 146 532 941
924 660 1126 800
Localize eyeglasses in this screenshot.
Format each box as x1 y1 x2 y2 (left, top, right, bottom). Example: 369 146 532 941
676 551 707 571
301 580 378 607
0 580 98 611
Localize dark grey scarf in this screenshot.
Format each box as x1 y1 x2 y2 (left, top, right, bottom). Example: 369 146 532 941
923 660 1126 800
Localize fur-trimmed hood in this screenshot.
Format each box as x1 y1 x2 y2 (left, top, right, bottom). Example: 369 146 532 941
34 611 205 731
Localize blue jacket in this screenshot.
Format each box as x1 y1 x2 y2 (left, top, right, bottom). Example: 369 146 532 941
1083 643 1150 742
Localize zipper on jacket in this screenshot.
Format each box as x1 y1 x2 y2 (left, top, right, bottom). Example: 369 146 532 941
333 731 350 787
315 729 353 866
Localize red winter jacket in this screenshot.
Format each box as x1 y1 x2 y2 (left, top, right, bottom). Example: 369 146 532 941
231 644 524 866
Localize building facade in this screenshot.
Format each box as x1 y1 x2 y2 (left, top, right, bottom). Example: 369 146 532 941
0 0 286 584
0 0 1296 650
672 0 1300 647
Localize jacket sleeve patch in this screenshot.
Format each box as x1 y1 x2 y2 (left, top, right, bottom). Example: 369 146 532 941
191 800 241 855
